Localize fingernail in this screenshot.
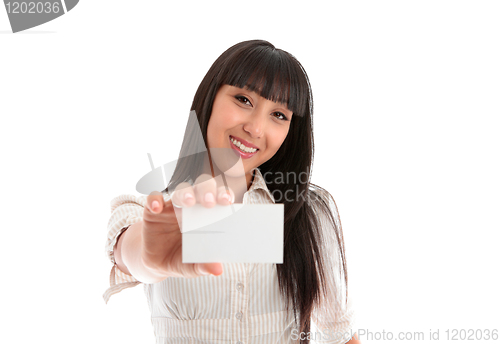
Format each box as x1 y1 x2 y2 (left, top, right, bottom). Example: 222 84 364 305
204 193 214 203
220 193 231 202
151 200 160 212
184 193 194 200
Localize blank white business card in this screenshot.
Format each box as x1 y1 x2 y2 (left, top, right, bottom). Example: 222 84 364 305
182 204 284 263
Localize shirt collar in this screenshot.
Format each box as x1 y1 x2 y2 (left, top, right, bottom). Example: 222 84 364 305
247 168 275 203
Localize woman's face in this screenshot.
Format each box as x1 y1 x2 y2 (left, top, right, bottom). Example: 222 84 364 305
207 84 293 187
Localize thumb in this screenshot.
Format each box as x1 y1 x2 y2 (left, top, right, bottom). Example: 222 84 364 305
147 191 164 214
150 200 162 213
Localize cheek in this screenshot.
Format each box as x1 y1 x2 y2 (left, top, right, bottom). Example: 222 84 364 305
266 128 290 154
206 118 225 149
208 106 237 133
207 115 236 149
206 120 215 147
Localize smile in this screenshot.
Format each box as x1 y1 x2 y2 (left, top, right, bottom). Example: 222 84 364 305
229 135 259 158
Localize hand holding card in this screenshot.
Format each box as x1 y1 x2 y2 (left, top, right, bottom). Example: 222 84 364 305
138 173 235 279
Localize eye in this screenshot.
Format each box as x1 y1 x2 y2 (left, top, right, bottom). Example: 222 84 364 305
235 95 252 106
272 112 289 121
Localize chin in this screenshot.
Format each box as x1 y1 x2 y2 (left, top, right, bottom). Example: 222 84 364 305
223 160 248 178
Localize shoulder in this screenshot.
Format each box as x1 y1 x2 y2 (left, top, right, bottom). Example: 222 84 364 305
308 184 338 213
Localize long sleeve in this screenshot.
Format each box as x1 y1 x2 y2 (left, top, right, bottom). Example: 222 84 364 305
309 189 356 343
103 193 170 303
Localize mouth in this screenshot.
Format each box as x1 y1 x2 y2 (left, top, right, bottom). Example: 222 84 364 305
229 135 259 159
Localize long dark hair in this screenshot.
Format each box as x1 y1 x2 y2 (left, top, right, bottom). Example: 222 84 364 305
163 40 348 342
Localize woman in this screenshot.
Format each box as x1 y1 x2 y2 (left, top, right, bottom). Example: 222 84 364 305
104 40 359 344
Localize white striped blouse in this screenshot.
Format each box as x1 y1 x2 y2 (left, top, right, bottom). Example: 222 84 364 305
103 168 355 344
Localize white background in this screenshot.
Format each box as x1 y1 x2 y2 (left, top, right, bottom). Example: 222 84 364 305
1 1 499 343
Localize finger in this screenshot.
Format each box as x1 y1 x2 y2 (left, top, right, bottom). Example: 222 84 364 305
194 262 224 277
172 204 183 231
193 174 217 208
216 186 234 205
172 182 196 208
146 191 165 214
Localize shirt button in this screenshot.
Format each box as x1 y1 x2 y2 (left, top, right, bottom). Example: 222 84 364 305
236 282 243 291
235 312 242 320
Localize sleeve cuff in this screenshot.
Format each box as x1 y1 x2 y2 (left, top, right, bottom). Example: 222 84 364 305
102 263 142 304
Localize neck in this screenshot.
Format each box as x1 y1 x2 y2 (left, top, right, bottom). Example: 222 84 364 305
223 173 251 203
204 153 254 203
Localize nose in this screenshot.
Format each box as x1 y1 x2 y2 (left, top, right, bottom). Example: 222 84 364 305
243 110 265 138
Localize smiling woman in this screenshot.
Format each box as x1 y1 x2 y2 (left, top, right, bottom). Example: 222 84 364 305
104 40 359 344
208 84 293 188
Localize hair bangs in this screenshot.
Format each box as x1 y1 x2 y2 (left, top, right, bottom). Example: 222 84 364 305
219 46 309 117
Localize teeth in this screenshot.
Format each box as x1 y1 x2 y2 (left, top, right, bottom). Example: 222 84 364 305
230 137 257 153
